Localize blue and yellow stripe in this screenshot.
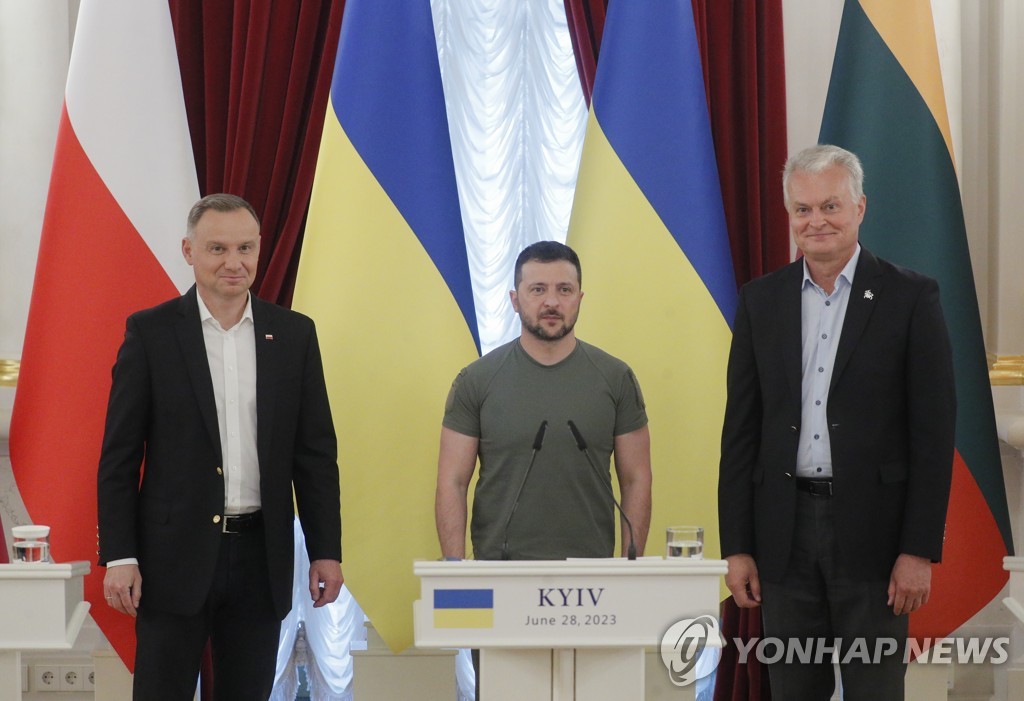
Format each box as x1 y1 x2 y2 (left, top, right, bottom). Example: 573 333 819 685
294 0 480 652
433 589 495 629
567 0 736 577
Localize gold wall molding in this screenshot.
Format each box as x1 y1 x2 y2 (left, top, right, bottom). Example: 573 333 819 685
0 359 18 387
990 355 1024 386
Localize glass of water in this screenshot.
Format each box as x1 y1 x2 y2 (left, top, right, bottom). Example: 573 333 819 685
665 526 703 559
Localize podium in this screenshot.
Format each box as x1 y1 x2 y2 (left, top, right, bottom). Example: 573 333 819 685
0 561 91 699
413 558 727 701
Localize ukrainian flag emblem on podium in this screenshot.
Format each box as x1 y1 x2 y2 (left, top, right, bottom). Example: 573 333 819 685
433 589 495 629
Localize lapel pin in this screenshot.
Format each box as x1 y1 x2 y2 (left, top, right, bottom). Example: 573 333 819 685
863 290 874 300
265 334 274 341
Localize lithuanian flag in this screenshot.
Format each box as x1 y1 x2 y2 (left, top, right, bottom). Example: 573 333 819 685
819 0 1012 639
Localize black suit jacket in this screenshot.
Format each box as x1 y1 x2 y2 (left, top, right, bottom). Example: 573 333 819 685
718 248 955 582
97 286 340 618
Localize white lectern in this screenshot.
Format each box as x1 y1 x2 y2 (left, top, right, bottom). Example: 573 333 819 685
413 558 726 701
0 561 91 699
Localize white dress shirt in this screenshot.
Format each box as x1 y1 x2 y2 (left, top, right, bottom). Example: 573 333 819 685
197 292 261 514
796 245 861 479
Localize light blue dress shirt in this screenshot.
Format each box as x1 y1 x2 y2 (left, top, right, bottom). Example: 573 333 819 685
796 245 861 479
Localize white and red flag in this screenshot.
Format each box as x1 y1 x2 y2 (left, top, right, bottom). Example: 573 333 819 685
9 0 198 669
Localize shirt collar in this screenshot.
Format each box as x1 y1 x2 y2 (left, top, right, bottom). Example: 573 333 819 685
196 291 253 330
801 243 862 292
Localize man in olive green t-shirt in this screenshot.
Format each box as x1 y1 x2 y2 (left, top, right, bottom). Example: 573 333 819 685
435 241 652 562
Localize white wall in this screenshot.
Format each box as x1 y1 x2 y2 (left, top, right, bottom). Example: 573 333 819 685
0 0 76 364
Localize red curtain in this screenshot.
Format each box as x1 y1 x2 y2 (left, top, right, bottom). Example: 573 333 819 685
716 598 771 700
694 0 790 287
168 0 345 307
563 1 789 699
562 0 606 107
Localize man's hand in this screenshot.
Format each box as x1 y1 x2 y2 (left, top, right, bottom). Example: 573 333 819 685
725 554 762 608
888 553 931 615
104 564 142 617
309 559 344 608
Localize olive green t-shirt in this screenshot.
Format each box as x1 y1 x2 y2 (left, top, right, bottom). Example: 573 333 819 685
443 339 647 560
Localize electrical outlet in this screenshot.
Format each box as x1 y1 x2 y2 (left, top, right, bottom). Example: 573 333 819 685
85 666 95 690
32 664 59 691
60 665 86 691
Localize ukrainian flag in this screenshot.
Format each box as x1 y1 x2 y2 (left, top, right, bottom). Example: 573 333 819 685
566 0 737 570
293 0 479 651
819 0 1011 640
433 589 495 629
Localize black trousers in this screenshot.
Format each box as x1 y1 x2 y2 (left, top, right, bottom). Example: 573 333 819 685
759 491 908 701
133 527 282 701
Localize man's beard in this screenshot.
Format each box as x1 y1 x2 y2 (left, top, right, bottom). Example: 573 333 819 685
521 311 576 342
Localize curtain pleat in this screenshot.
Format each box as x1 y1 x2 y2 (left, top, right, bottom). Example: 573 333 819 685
716 598 771 700
562 0 605 106
168 0 344 307
697 0 790 286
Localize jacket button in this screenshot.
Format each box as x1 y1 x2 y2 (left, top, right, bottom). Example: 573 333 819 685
213 515 222 525
789 426 798 433
216 466 223 475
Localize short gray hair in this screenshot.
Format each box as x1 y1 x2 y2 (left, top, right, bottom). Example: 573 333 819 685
782 144 864 210
186 193 260 239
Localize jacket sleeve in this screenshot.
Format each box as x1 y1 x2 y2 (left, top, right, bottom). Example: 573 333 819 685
718 287 762 557
900 277 956 561
291 321 342 563
96 315 151 565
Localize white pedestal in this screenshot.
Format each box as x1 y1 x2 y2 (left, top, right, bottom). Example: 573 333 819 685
414 558 726 701
0 561 90 700
0 650 22 699
905 656 949 701
1001 556 1024 700
643 650 696 700
93 649 134 701
351 621 457 700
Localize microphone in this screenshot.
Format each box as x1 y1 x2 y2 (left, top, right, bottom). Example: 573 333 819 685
501 420 549 560
567 420 637 560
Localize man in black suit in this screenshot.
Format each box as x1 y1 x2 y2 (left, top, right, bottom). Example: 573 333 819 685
718 145 955 700
97 194 343 700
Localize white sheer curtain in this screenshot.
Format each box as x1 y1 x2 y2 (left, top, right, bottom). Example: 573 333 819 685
431 0 587 354
432 1 586 691
274 1 587 697
271 518 366 701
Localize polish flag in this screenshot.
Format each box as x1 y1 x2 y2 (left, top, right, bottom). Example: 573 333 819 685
9 0 199 669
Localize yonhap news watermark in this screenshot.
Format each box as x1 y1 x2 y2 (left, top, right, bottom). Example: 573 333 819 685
660 616 1009 688
728 635 1009 666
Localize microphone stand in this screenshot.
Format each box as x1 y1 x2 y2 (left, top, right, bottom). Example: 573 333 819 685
567 420 637 560
500 420 548 560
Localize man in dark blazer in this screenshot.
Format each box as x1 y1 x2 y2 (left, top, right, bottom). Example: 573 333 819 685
718 145 955 700
97 194 343 700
